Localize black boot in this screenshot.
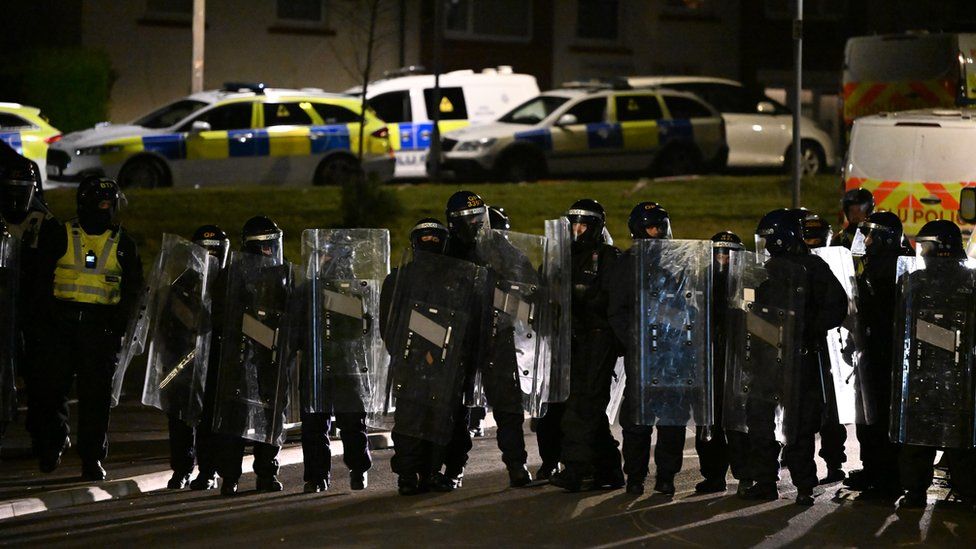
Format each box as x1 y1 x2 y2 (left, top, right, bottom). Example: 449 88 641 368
304 479 329 493
739 482 778 501
350 470 368 490
81 460 107 481
190 471 218 491
220 479 239 496
508 465 532 488
256 475 283 492
535 462 559 481
167 471 191 489
549 469 587 492
398 474 428 496
654 477 676 496
796 487 815 506
695 477 728 494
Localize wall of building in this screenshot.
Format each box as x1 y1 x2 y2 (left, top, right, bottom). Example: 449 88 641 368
82 0 420 122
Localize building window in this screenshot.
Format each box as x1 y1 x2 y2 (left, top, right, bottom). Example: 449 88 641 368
445 0 532 42
661 0 718 18
764 0 848 20
577 0 619 41
277 0 327 26
146 0 192 16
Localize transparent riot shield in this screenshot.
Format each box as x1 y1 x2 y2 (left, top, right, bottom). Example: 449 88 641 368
212 251 296 445
139 235 219 425
630 239 713 427
475 229 552 417
543 218 572 407
113 250 164 406
301 229 390 416
812 246 874 425
891 256 976 449
723 250 806 444
606 357 626 425
373 250 488 445
0 233 19 422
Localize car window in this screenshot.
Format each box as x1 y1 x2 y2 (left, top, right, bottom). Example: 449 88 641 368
184 103 253 131
0 113 33 130
264 102 313 126
615 95 662 121
663 96 714 119
135 99 209 129
369 91 412 123
566 98 607 124
498 96 570 125
312 103 360 124
423 87 468 120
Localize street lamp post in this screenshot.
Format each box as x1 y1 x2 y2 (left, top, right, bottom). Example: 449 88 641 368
191 0 205 93
792 0 803 208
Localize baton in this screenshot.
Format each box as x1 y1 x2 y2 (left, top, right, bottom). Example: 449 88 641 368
158 350 197 390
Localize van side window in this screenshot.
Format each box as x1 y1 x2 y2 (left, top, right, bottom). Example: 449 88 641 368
183 103 253 131
615 95 662 122
369 91 412 123
663 96 714 119
264 102 313 126
423 87 468 120
312 103 360 124
566 98 607 124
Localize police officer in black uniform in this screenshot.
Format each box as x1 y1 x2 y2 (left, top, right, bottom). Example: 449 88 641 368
607 202 687 496
894 220 976 508
843 211 908 497
549 199 624 492
444 191 532 488
801 211 848 484
165 225 230 490
741 209 847 505
34 176 142 479
834 188 874 249
0 144 60 454
693 231 751 494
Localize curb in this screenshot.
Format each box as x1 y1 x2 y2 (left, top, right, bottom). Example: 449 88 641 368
0 432 391 522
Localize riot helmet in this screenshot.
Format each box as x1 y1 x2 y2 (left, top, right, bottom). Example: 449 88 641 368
0 147 42 224
711 230 743 274
77 176 122 234
801 212 831 248
487 206 511 231
241 215 283 264
628 201 671 240
850 211 903 256
566 198 607 246
192 224 231 269
445 190 489 245
915 219 965 259
842 188 875 227
409 217 449 255
755 208 806 257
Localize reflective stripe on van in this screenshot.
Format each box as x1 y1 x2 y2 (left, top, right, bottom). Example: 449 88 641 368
845 176 976 235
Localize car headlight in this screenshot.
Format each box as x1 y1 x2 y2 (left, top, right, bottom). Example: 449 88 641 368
76 144 124 156
455 137 496 152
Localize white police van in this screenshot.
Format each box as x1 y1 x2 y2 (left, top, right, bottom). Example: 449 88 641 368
348 66 539 178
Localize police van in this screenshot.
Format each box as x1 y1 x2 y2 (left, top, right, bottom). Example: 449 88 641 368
46 83 394 188
348 66 539 178
844 108 976 236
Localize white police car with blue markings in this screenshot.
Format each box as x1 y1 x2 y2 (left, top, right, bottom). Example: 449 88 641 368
46 83 394 188
439 83 727 182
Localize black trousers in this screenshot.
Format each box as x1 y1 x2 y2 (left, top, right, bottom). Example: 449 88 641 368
34 309 120 463
819 417 848 470
744 398 784 485
899 445 976 497
397 404 471 478
535 402 564 468
559 330 621 477
695 425 750 483
215 436 280 483
300 411 372 482
782 382 825 491
482 371 527 469
168 414 217 476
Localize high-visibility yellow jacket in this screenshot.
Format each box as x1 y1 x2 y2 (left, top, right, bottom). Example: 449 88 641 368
53 220 122 305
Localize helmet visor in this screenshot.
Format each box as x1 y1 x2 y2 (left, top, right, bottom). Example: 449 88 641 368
1 179 36 218
243 232 283 264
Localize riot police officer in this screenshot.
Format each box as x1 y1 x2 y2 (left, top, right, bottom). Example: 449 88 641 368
0 144 60 454
843 211 908 497
34 176 142 479
607 202 687 496
693 231 750 494
444 191 533 488
164 225 230 490
834 188 874 249
893 220 976 507
742 209 847 505
549 199 624 491
801 211 848 484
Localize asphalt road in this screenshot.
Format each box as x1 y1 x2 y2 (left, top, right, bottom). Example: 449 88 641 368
1 426 973 548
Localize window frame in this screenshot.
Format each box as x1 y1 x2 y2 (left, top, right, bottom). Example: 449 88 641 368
575 0 621 43
179 101 255 132
613 94 665 122
144 0 192 21
262 101 315 128
274 0 329 28
444 0 534 44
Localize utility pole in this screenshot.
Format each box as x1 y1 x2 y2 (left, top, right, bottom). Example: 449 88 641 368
191 0 205 93
791 0 803 208
427 0 444 181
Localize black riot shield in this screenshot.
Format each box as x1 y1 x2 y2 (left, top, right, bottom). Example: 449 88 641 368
543 218 572 408
301 229 390 416
723 250 806 443
631 239 713 427
474 229 553 417
0 233 19 422
211 251 296 445
375 250 488 445
140 234 219 425
812 246 875 425
890 256 976 449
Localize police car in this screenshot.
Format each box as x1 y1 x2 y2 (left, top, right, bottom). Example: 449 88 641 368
439 82 727 181
0 102 61 178
46 83 394 188
349 66 539 179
